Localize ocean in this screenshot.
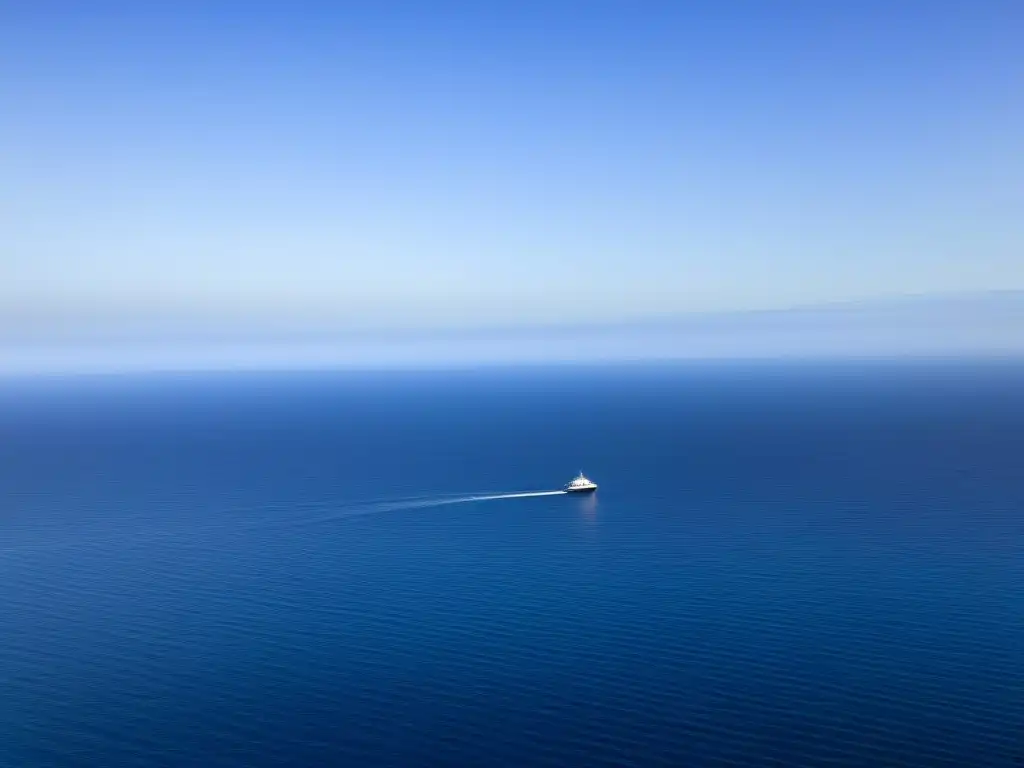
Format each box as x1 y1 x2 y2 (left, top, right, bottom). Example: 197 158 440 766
1 360 1022 766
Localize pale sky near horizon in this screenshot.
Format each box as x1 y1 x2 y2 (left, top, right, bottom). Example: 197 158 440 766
2 1 1023 344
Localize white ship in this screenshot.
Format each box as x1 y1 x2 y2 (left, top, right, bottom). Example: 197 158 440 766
564 471 597 493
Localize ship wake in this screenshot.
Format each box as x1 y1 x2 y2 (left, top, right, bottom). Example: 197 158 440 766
298 489 568 525
463 490 568 502
0 490 570 555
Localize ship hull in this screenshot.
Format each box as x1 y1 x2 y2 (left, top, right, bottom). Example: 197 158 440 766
565 486 597 493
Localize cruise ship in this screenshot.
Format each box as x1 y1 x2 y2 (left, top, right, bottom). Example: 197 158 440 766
564 472 597 493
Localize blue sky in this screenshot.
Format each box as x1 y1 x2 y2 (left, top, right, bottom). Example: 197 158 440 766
2 1 1022 365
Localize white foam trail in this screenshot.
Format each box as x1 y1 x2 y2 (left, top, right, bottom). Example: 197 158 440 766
0 491 571 555
293 490 569 527
463 491 568 502
364 490 567 510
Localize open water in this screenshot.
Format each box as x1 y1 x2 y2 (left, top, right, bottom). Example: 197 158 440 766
1 361 1022 766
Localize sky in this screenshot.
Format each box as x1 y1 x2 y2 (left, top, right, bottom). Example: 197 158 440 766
1 1 1022 367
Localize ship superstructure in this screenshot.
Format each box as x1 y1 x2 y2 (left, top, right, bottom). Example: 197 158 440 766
564 472 597 493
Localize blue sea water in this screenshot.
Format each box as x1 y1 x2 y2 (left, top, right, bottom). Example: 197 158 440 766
1 360 1022 767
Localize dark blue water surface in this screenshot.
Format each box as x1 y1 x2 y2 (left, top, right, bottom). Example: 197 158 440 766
2 361 1022 767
